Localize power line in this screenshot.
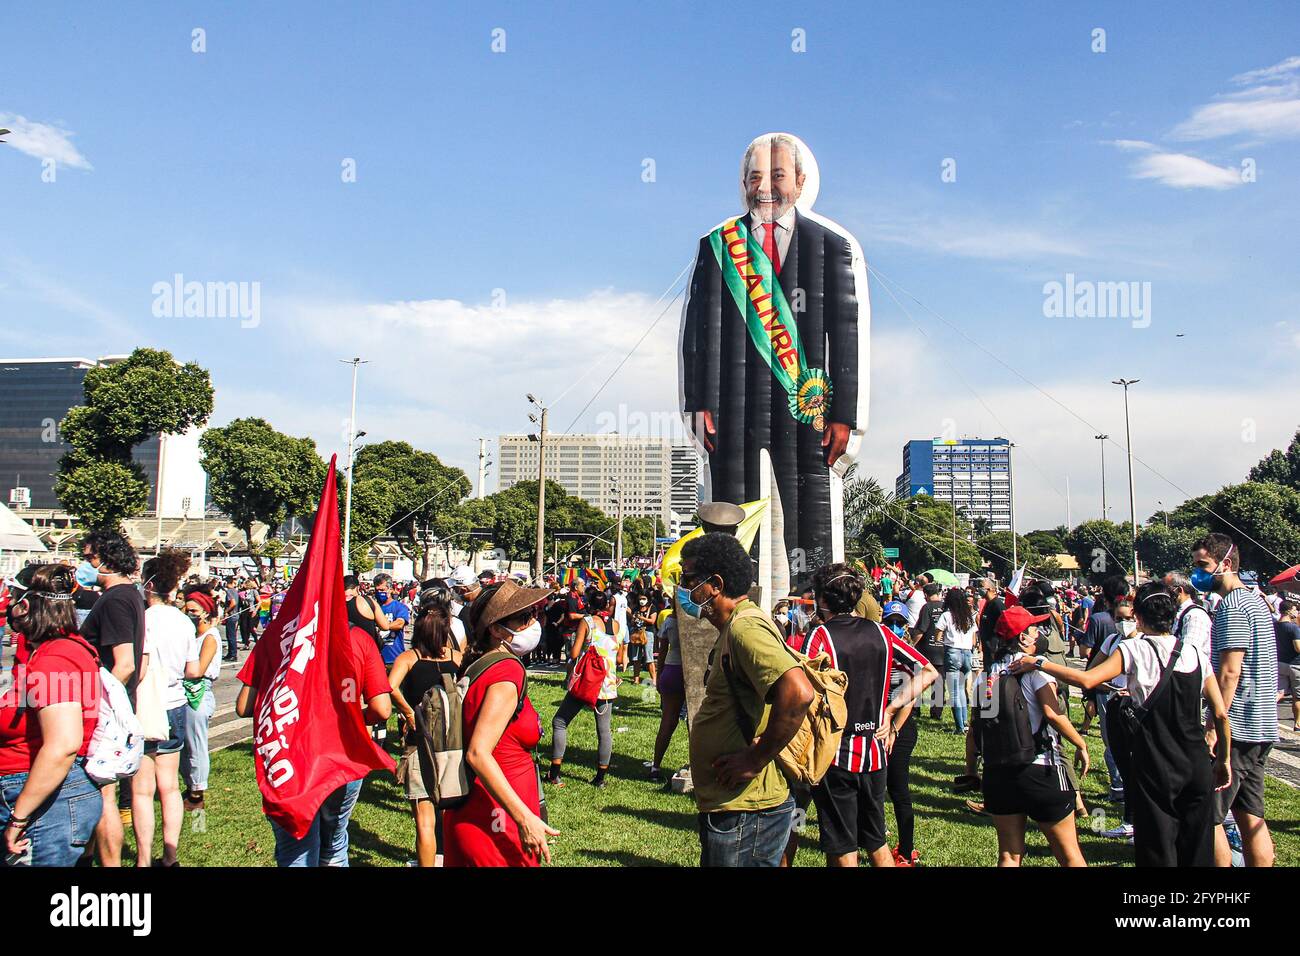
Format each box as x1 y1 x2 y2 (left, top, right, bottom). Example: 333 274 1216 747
869 266 1128 574
868 265 1290 568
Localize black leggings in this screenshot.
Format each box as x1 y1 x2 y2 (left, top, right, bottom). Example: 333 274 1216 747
886 715 919 857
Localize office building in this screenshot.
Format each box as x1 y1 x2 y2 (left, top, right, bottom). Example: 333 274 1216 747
496 433 672 527
0 356 205 517
670 444 702 531
896 437 1013 531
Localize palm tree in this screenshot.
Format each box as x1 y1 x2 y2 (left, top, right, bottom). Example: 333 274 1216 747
843 466 903 563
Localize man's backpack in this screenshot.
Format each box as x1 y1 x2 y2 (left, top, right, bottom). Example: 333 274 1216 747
975 668 1044 768
720 607 848 787
410 650 527 809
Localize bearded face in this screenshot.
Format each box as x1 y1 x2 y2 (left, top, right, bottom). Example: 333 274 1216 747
745 142 805 222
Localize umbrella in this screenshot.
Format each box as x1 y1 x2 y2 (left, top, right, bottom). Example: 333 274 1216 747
1269 565 1300 595
924 568 960 587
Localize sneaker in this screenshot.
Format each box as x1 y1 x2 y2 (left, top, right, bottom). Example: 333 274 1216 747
648 767 663 783
891 845 919 867
1101 822 1134 839
1107 788 1125 803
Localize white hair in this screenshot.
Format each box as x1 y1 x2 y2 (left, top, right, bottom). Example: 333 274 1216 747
742 133 804 182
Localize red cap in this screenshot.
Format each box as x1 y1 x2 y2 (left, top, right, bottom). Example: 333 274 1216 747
994 605 1049 640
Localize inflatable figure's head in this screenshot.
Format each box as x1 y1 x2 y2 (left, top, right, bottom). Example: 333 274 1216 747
739 132 821 221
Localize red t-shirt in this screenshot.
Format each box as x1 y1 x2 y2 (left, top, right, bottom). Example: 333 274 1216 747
443 657 542 867
0 634 101 775
237 625 391 708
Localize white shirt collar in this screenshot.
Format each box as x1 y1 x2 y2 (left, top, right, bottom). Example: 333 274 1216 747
749 206 797 233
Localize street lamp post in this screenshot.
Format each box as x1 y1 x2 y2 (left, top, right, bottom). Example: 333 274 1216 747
341 357 368 572
1095 434 1109 520
528 395 548 584
1112 380 1140 581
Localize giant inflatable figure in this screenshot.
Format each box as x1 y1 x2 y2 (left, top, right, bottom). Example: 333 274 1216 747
679 133 869 600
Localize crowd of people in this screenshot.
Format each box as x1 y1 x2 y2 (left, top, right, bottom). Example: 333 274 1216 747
0 526 1288 870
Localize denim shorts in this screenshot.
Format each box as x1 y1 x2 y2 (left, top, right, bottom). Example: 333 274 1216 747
1 758 102 867
145 704 188 756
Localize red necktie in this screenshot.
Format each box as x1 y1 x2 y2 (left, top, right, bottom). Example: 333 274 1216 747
762 221 782 274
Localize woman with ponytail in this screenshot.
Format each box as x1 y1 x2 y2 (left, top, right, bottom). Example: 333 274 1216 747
1011 581 1233 866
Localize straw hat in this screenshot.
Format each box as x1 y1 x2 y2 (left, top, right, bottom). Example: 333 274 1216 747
469 579 551 636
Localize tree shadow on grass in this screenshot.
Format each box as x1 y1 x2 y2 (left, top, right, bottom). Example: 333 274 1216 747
599 802 696 834
574 847 681 867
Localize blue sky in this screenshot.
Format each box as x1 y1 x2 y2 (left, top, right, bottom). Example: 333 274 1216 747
2 1 1297 530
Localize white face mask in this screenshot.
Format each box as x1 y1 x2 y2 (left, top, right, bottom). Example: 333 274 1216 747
504 620 542 656
1119 619 1137 637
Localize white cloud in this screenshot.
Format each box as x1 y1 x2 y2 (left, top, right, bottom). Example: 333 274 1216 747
1129 152 1242 190
1107 139 1242 190
869 217 1091 261
1171 56 1300 142
0 113 92 170
240 286 1300 534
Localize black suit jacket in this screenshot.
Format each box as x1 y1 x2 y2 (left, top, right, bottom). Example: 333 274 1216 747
681 209 861 431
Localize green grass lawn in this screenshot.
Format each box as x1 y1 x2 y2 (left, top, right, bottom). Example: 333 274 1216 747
134 671 1300 867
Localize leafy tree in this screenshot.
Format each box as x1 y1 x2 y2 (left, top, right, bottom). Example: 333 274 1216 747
1064 519 1134 583
976 531 1041 582
894 494 981 575
1026 529 1066 557
1167 494 1214 531
56 348 213 530
351 441 472 578
1137 523 1206 578
1198 482 1300 577
1248 428 1300 492
199 418 326 574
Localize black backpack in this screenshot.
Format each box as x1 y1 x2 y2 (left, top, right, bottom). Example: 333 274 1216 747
976 669 1045 768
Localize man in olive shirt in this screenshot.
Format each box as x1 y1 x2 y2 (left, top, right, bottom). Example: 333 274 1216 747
679 533 814 867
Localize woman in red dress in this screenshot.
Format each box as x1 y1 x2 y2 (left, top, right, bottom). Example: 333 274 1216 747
443 580 559 867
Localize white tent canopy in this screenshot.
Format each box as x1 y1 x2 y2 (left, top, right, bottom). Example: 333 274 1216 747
0 502 48 553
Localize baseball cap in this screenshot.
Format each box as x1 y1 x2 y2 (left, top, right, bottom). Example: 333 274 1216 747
446 565 476 588
994 605 1049 641
882 600 909 621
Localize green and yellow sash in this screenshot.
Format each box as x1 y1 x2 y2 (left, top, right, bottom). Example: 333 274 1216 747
708 217 831 432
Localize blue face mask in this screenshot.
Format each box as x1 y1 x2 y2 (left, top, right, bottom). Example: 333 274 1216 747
888 622 906 638
676 580 712 618
75 561 100 589
1190 544 1233 593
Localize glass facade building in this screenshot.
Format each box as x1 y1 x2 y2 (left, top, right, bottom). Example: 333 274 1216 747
896 437 1013 531
0 358 161 511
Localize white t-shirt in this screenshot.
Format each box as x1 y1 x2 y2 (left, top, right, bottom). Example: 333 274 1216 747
191 623 222 681
449 615 467 651
612 593 630 644
905 589 927 628
1117 634 1212 709
936 610 978 650
145 603 198 709
989 653 1062 766
1097 630 1128 690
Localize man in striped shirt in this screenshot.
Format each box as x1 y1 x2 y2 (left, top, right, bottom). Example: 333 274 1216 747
1193 533 1278 867
806 564 937 867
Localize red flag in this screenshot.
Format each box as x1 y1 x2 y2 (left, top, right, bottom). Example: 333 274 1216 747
236 456 395 838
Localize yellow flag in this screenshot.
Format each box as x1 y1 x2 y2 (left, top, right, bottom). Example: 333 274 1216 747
659 498 768 585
